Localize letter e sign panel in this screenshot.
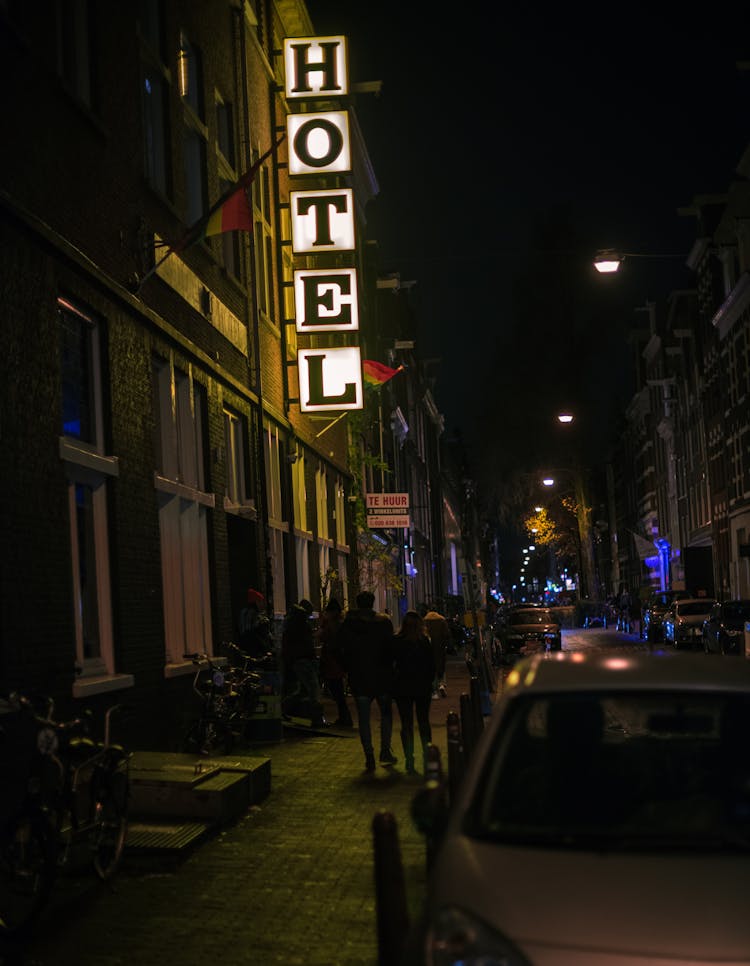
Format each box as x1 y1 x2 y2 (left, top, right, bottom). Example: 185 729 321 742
298 346 363 412
294 268 358 332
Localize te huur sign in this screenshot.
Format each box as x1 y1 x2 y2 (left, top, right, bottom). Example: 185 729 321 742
284 34 363 413
366 492 410 530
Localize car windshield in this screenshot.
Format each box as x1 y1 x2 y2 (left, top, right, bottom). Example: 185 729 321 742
508 610 555 626
677 602 714 616
468 691 750 853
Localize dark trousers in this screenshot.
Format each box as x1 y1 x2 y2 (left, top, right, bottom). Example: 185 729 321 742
325 677 352 724
395 695 432 766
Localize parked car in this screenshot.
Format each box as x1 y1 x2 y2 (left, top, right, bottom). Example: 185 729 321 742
409 650 750 966
492 607 561 665
640 589 690 642
662 596 717 649
703 599 750 655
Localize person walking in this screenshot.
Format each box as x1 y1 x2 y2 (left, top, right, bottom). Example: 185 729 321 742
339 590 396 772
392 610 436 774
424 606 450 698
317 598 353 727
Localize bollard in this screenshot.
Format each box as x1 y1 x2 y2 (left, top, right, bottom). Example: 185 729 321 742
372 809 409 966
446 710 463 803
460 691 475 762
424 742 443 792
420 746 448 872
476 646 494 714
469 673 484 737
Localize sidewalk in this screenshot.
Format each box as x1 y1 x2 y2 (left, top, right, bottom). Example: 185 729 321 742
8 652 485 966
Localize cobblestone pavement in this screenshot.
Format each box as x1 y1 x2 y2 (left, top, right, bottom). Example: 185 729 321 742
3 652 482 966
3 627 646 966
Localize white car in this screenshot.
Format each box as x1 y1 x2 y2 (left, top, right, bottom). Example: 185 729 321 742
409 650 750 965
662 597 717 649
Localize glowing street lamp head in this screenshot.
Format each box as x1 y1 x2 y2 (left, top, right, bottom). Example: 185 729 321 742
542 477 555 487
557 412 574 424
593 249 623 273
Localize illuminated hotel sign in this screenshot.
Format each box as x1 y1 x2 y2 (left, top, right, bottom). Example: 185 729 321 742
284 35 362 412
290 188 355 253
298 347 363 412
293 269 358 333
283 36 348 99
287 111 351 175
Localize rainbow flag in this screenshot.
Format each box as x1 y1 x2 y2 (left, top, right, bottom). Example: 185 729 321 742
362 359 403 388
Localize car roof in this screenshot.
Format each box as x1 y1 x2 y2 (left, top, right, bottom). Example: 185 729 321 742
502 650 750 696
672 597 716 606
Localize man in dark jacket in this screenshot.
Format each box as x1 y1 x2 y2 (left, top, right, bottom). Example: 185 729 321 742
339 590 396 772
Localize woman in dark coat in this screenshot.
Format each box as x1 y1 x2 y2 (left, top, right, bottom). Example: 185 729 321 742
392 610 435 774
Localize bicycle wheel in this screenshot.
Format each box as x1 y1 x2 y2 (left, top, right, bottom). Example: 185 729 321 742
0 813 58 938
91 767 129 881
184 716 233 756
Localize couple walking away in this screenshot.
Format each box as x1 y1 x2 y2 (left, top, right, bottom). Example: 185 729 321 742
339 592 435 774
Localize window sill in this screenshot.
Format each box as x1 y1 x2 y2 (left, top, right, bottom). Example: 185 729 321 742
165 656 226 679
72 673 134 699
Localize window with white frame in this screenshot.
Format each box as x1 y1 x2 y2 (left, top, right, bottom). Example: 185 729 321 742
223 407 253 512
291 450 307 531
153 356 214 663
264 421 288 617
58 296 118 681
316 464 329 541
319 543 331 599
292 450 311 602
334 475 348 548
296 537 311 604
336 551 349 608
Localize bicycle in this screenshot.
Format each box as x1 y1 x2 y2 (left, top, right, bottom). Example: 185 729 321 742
183 647 275 755
0 693 131 939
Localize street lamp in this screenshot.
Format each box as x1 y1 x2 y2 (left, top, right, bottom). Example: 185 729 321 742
593 248 686 274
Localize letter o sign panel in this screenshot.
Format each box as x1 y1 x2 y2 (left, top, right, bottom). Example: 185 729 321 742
287 111 351 175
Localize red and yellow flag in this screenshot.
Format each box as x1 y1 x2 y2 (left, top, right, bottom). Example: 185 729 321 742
203 182 253 238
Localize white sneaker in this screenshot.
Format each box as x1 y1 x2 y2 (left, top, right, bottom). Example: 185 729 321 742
432 691 439 700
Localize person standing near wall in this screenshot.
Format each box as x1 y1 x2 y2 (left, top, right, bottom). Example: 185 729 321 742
238 588 271 657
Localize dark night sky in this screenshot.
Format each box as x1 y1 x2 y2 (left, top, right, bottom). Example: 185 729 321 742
305 5 750 474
